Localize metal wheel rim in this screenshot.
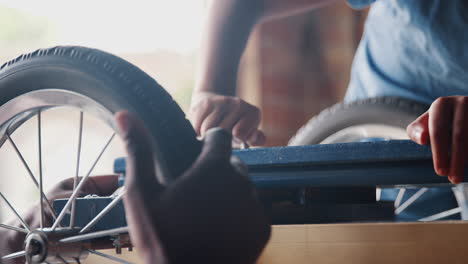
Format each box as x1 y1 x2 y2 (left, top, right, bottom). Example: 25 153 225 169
320 124 409 144
0 89 134 263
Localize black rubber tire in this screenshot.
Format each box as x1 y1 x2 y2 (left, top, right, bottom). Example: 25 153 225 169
0 46 201 182
288 97 430 145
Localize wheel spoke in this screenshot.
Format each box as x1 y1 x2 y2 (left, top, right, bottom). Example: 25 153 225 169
79 190 126 234
395 187 428 215
394 188 406 208
6 132 58 222
419 207 462 222
0 192 30 231
59 226 129 243
51 132 116 231
38 111 44 229
7 132 40 187
70 111 84 229
0 223 28 234
2 250 26 260
376 188 381 202
86 249 133 264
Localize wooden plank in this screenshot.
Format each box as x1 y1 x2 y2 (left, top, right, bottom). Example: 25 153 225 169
258 222 468 264
84 222 468 263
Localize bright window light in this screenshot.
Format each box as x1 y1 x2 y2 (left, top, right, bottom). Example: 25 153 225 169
0 0 206 54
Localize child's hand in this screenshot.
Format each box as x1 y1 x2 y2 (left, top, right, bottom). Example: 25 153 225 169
407 96 468 184
189 91 266 146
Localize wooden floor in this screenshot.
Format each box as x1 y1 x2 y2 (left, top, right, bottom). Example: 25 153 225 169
85 221 468 264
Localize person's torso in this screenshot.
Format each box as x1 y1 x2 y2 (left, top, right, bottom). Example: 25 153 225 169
346 0 468 103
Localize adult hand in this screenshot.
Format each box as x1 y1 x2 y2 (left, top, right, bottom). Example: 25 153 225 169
116 111 271 264
407 96 468 184
189 91 266 146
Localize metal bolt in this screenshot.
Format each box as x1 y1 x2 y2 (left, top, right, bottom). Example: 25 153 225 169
113 239 122 254
240 142 250 149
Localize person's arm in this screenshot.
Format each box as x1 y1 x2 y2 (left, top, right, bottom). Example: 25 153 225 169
197 0 339 95
191 0 338 145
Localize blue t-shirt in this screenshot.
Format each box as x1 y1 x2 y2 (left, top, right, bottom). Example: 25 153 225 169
346 0 468 104
346 0 468 221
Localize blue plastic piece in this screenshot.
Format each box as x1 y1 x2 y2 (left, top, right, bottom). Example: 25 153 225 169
114 158 126 187
234 140 432 167
63 140 461 230
113 140 459 188
53 197 126 231
114 157 126 175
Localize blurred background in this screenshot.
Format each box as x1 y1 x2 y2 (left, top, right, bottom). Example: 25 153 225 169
0 0 368 146
0 1 368 261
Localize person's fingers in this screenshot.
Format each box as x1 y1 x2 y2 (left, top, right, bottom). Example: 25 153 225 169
246 129 266 146
190 94 263 147
199 128 233 162
407 111 429 145
115 111 168 262
49 175 119 200
189 99 214 136
115 111 163 193
200 108 228 137
218 99 243 132
233 108 261 143
429 97 454 176
87 175 120 196
448 98 468 184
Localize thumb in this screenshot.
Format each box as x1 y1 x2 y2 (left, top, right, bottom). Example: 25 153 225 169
115 111 164 193
407 111 429 145
200 128 233 162
115 111 168 262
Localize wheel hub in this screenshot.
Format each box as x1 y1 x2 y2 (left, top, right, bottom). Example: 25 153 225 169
25 232 47 263
24 228 89 264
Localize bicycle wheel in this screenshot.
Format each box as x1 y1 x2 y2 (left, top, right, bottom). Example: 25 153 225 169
288 97 461 222
0 46 201 263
